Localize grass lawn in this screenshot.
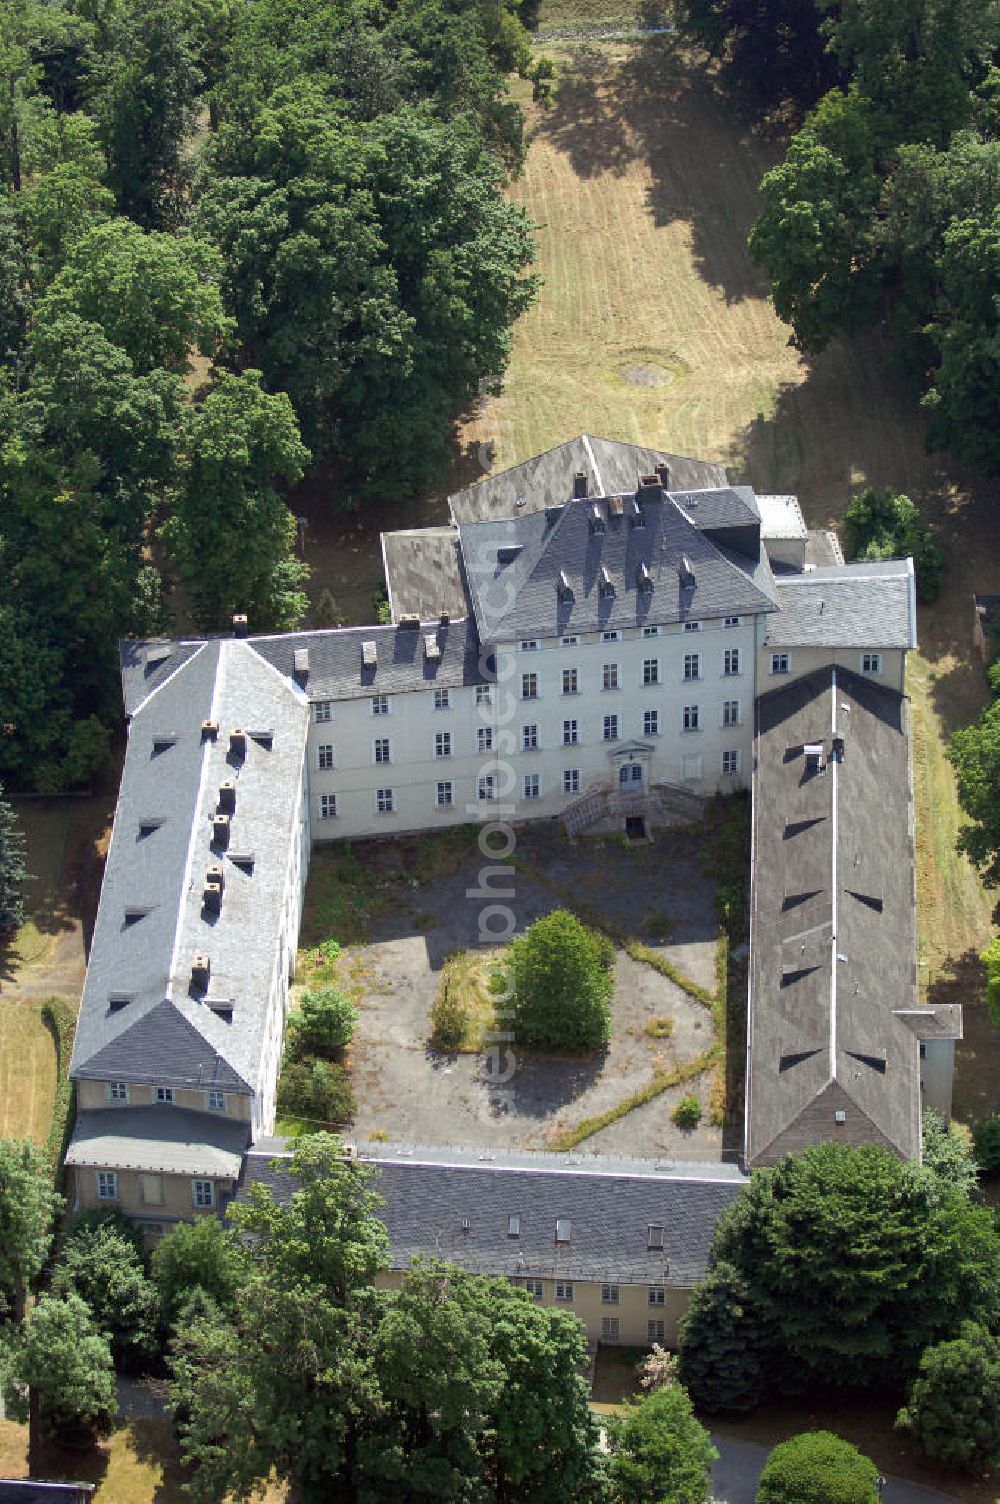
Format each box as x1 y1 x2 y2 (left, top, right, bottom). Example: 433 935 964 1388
0 997 58 1145
429 947 502 1051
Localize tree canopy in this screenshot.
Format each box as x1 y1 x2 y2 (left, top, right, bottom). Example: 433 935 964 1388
496 908 614 1050
1 1293 117 1445
754 1430 880 1504
607 1384 717 1504
897 1322 1000 1472
0 784 29 933
0 1137 62 1322
949 659 1000 902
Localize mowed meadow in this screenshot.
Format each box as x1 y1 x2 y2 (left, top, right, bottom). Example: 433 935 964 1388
454 34 1000 1119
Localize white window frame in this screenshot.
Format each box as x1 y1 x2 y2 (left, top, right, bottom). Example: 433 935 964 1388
313 700 332 723
523 773 540 800
376 788 395 814
601 1283 620 1305
435 780 454 808
683 704 699 732
723 699 740 728
602 662 619 691
519 639 539 652
648 1286 666 1306
643 709 660 737
601 1316 620 1341
522 723 539 751
683 653 700 681
319 793 337 820
562 668 579 696
521 673 538 701
724 647 741 677
207 1090 226 1111
478 774 495 802
684 620 702 633
476 684 493 706
562 719 579 746
643 657 660 686
317 744 334 770
192 1179 215 1209
107 1081 129 1103
770 652 790 675
642 625 660 638
564 769 580 795
561 635 578 647
722 749 741 776
96 1170 118 1201
724 615 740 628
603 714 619 742
435 731 452 759
555 1280 574 1302
603 630 621 642
433 688 451 711
648 1319 665 1343
371 693 390 716
524 1278 544 1299
373 737 391 765
155 1086 175 1105
477 726 493 754
861 652 882 675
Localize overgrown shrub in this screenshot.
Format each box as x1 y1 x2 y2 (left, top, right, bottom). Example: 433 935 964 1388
982 935 1000 1027
41 996 76 1186
430 981 466 1049
897 1322 1000 1472
277 1056 355 1124
843 487 943 603
672 1095 702 1129
496 909 613 1050
287 987 357 1059
53 1220 160 1371
755 1431 880 1504
973 1114 1000 1170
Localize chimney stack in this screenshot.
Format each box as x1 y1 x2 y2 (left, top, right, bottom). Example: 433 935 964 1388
218 780 236 813
655 462 671 489
573 471 588 500
229 728 247 760
191 953 211 990
212 812 231 848
233 614 248 638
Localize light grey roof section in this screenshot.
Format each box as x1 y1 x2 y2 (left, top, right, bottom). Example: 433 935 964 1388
757 494 807 541
120 639 206 718
747 667 925 1166
381 527 471 622
248 617 486 701
237 1146 747 1286
805 530 845 569
448 434 728 524
66 1106 248 1178
459 492 779 642
764 559 916 649
72 640 309 1095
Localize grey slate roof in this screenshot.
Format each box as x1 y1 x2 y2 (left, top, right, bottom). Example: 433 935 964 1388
120 639 206 718
449 435 728 524
459 491 779 642
72 640 310 1095
66 1106 248 1178
381 527 470 621
671 485 760 531
237 1146 747 1286
764 559 916 649
248 617 486 702
747 667 931 1166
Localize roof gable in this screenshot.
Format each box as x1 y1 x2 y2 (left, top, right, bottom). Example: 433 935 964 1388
75 999 250 1091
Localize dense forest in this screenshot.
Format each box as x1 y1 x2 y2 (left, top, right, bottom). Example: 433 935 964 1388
0 0 539 792
679 0 1000 474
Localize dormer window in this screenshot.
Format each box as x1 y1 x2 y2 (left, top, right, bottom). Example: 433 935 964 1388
508 1214 521 1238
648 1223 664 1250
556 1218 572 1243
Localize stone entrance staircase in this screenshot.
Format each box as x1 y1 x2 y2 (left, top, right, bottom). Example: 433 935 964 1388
562 780 705 838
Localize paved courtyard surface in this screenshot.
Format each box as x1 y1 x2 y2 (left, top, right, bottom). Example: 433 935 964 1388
710 1437 958 1504
346 823 728 1158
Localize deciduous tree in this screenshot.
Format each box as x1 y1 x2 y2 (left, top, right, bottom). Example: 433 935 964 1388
0 783 29 934
607 1384 716 1504
949 660 1000 899
151 1214 245 1327
498 908 614 1050
897 1322 1000 1471
1 1293 116 1445
52 1220 160 1371
0 1137 62 1323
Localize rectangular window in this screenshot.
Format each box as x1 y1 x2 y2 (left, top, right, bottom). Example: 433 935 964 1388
603 630 620 642
524 1278 544 1299
601 1284 620 1305
522 723 538 751
435 731 452 758
648 1319 665 1343
643 658 660 685
521 673 538 701
523 773 540 800
683 653 700 681
371 694 389 716
603 714 619 742
108 1081 129 1103
435 781 453 807
155 1086 174 1105
644 710 660 737
724 647 741 676
207 1090 226 1111
648 1286 666 1306
564 769 580 795
519 639 539 652
508 1214 521 1238
478 774 495 801
862 652 882 675
320 793 337 819
684 620 701 633
434 688 451 711
140 1222 165 1239
376 788 395 814
141 1173 163 1205
373 738 390 765
555 1281 574 1302
648 1223 664 1250
642 625 660 638
477 726 493 754
561 635 578 647
683 704 699 732
96 1170 118 1200
722 749 741 776
724 615 740 628
562 720 578 746
602 663 619 691
682 754 703 782
192 1179 214 1209
723 699 740 728
562 668 579 695
313 701 332 723
601 1316 620 1341
317 744 334 770
770 652 790 675
476 684 493 706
